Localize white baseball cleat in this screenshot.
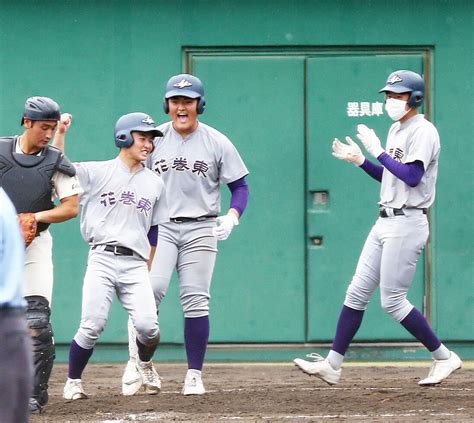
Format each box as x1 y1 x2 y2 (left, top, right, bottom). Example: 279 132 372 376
293 353 342 385
182 369 206 395
63 378 88 400
419 351 462 386
136 358 161 394
122 359 143 396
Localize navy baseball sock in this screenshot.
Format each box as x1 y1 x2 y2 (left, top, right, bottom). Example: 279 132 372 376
68 339 93 379
184 316 209 371
400 307 443 352
331 305 364 356
136 339 157 362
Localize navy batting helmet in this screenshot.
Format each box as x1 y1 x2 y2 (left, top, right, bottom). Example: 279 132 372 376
114 112 163 148
21 96 61 125
379 70 425 108
163 73 206 114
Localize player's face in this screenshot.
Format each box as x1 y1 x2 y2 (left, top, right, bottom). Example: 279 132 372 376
168 96 199 136
129 132 154 162
385 92 410 103
25 119 57 148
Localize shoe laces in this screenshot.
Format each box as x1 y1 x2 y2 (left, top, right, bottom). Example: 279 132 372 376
306 353 325 362
186 374 201 387
138 362 157 384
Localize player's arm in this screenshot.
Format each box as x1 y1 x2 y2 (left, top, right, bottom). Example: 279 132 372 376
355 124 425 187
34 194 80 224
52 113 73 153
213 176 249 241
147 225 158 270
377 154 424 187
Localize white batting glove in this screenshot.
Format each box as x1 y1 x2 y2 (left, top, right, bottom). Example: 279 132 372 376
356 124 385 158
332 137 365 166
212 211 239 241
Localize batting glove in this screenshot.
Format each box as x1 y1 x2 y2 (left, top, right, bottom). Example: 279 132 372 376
213 211 239 241
356 124 385 158
332 137 365 166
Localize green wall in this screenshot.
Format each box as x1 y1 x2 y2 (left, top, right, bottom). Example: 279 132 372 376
1 0 472 356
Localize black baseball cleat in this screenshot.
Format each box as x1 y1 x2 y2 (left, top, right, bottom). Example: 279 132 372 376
28 398 43 414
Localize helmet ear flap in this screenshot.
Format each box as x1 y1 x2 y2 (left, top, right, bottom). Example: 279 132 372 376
197 97 206 114
408 90 424 108
163 97 169 114
115 131 133 148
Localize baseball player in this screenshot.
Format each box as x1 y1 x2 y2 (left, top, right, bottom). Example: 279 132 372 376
0 188 33 423
0 97 82 413
60 112 169 400
122 73 249 396
294 70 462 386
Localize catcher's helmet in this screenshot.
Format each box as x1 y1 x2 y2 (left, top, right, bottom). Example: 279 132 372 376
114 112 163 148
163 73 206 114
21 96 61 125
379 70 425 108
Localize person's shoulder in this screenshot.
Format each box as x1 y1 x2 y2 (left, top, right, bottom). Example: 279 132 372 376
198 122 232 144
413 115 439 136
156 121 173 135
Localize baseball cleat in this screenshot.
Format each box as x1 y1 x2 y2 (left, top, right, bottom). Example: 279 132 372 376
293 353 341 385
419 351 462 386
63 378 88 400
136 359 161 394
182 369 206 395
28 398 43 414
122 359 144 396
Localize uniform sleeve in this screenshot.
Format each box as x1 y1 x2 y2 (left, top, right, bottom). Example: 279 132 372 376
151 178 170 226
71 162 91 194
52 171 84 200
405 124 440 168
219 137 249 184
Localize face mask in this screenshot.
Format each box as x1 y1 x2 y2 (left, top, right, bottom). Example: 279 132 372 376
385 98 410 121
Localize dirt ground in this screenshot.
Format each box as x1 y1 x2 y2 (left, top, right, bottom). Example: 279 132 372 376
30 362 473 422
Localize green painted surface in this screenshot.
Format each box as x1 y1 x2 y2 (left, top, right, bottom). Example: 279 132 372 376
0 0 472 354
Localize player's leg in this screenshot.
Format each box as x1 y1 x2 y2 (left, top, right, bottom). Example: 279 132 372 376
0 310 32 423
22 231 54 413
118 257 161 395
177 221 217 395
64 251 117 400
294 222 383 384
378 215 461 385
122 224 178 394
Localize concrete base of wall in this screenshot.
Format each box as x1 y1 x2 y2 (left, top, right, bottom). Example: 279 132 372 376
55 342 473 363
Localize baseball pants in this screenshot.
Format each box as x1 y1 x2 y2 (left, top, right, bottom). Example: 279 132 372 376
24 230 54 303
150 220 218 318
344 212 429 322
74 248 159 350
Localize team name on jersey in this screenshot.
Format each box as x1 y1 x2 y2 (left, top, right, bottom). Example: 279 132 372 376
153 157 210 178
388 147 404 162
99 190 153 216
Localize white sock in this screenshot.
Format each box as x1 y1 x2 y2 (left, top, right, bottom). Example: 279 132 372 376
432 344 450 360
327 350 344 370
128 316 138 361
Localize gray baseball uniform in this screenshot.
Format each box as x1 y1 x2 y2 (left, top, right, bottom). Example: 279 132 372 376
148 121 249 317
72 158 169 349
345 114 440 321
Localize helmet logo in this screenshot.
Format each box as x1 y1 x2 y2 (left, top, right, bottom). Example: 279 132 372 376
387 74 403 85
142 116 155 125
173 79 193 89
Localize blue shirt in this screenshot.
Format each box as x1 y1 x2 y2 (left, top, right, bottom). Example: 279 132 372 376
0 188 25 308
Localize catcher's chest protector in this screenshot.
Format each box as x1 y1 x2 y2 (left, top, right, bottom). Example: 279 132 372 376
0 137 62 231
